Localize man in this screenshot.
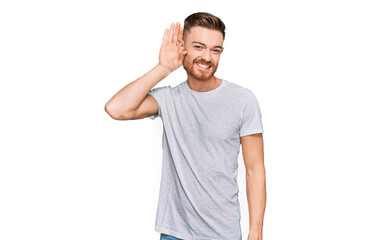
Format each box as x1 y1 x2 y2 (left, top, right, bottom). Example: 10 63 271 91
105 12 266 240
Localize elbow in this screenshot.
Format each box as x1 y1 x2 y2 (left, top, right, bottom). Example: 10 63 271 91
246 164 266 178
105 102 127 120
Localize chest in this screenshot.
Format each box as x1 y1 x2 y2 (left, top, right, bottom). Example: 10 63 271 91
167 95 242 142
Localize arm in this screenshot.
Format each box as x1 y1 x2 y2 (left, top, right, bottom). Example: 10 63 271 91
105 64 170 120
105 22 187 120
241 133 266 240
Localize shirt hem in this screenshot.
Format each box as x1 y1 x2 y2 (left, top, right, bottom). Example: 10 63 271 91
155 225 219 240
240 129 264 137
148 92 161 120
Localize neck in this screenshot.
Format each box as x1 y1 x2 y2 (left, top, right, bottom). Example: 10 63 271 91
186 75 222 92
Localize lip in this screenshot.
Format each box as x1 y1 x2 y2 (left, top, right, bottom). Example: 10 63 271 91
195 62 211 71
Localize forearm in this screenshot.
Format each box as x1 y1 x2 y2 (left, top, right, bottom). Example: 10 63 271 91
246 165 266 234
105 64 171 119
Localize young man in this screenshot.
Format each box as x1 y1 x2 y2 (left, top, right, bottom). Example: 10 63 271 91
105 12 266 240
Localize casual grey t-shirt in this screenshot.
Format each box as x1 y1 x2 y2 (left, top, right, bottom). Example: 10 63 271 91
148 79 264 240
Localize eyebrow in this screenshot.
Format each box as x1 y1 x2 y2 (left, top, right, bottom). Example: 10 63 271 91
192 41 223 49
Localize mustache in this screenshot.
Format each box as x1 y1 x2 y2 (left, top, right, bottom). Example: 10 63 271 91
193 58 215 67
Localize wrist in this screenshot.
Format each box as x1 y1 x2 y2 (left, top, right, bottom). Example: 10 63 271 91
157 62 173 75
249 229 262 234
248 231 262 240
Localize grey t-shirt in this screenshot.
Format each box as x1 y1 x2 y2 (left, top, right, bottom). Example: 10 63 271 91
148 79 264 240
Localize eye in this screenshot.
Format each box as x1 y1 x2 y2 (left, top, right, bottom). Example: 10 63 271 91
212 49 221 54
194 45 202 49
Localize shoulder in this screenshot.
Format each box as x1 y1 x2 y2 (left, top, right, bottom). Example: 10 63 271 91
224 80 258 101
164 80 188 95
149 84 172 92
148 81 186 99
148 84 172 96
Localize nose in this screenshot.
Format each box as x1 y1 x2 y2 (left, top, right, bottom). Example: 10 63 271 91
201 49 212 62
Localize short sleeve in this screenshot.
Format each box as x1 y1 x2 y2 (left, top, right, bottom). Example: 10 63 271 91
239 91 264 136
147 85 171 120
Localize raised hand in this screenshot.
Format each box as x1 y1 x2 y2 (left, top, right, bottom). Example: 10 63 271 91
158 22 187 73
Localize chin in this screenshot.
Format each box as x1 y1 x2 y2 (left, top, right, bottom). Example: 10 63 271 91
193 73 214 81
185 66 218 81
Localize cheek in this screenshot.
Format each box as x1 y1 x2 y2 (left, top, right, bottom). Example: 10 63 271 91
212 56 220 64
184 54 192 64
184 52 196 64
185 48 201 59
183 55 194 69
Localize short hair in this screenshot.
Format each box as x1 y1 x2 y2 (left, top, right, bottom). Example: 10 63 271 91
184 12 226 40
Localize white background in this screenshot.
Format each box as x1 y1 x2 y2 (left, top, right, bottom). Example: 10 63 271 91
1 0 370 239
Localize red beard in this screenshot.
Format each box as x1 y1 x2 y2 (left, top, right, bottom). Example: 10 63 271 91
183 56 219 81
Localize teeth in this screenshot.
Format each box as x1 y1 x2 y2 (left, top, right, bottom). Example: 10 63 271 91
196 63 210 69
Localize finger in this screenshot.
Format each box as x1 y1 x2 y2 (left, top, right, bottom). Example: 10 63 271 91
177 39 184 49
178 44 183 54
169 23 175 44
179 26 184 41
162 28 169 46
176 39 182 47
173 22 180 43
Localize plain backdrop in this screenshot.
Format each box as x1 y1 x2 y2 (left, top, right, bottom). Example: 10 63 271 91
1 0 370 239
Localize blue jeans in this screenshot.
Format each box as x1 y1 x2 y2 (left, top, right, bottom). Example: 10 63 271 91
160 233 183 240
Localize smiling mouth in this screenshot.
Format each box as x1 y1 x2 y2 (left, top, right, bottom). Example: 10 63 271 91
195 63 211 70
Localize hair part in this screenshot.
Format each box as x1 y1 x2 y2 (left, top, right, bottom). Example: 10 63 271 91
184 12 226 40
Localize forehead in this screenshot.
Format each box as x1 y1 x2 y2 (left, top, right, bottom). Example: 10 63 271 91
184 26 224 46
